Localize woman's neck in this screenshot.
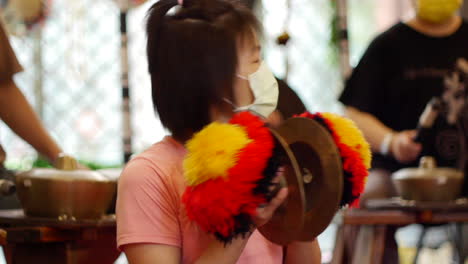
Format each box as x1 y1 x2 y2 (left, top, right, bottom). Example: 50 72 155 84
406 15 462 37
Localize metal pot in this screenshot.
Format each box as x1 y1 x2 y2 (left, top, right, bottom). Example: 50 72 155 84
392 156 464 202
15 155 116 220
96 168 122 214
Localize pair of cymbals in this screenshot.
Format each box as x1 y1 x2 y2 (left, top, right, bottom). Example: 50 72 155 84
258 117 343 245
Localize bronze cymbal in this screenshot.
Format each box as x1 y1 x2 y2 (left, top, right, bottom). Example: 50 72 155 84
257 128 306 245
258 117 343 244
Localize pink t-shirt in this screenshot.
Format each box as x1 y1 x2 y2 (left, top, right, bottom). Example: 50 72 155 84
116 136 283 263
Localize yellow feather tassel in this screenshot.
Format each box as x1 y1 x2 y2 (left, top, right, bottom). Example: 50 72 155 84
184 122 252 186
321 112 372 169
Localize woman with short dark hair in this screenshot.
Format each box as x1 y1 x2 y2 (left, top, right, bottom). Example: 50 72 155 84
116 0 321 263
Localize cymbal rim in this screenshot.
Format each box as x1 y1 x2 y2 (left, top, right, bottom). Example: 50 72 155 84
259 117 343 243
257 128 306 245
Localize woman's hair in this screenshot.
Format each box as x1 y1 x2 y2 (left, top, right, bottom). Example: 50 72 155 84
146 0 260 142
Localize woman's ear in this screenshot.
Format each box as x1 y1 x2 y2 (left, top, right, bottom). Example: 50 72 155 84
209 104 232 123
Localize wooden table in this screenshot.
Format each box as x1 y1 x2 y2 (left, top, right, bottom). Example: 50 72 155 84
331 198 468 264
0 209 119 264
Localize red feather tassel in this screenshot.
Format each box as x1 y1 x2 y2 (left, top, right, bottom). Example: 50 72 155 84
182 112 274 240
296 112 368 207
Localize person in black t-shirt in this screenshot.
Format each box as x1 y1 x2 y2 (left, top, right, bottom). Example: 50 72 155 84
340 0 468 204
339 1 468 263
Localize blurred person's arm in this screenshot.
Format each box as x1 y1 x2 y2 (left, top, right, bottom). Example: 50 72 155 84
0 19 62 164
0 78 62 163
344 106 421 164
344 106 393 152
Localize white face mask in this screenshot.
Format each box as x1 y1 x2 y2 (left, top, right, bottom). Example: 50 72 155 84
226 61 279 118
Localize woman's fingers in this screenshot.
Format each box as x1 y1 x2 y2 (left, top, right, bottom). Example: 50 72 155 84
256 187 288 222
392 130 422 163
266 187 288 213
254 168 288 227
269 167 285 192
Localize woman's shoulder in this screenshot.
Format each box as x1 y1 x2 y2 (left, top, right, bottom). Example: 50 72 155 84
119 136 187 189
138 136 186 166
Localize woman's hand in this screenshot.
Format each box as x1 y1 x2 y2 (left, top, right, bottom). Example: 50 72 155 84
253 170 288 227
254 187 288 227
390 130 422 164
285 239 321 264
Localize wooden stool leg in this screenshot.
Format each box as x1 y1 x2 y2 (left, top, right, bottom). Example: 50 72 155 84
371 225 387 264
352 225 375 264
460 224 468 264
451 223 465 264
413 226 427 264
351 225 387 264
2 245 13 264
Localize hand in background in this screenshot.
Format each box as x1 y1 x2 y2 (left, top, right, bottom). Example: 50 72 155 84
390 130 422 164
76 162 90 170
51 153 90 170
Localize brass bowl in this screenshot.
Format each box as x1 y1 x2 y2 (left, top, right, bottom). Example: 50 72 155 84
392 157 464 202
97 168 122 214
15 155 116 220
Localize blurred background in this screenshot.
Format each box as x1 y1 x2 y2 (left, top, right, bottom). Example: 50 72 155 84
0 0 422 169
1 0 467 263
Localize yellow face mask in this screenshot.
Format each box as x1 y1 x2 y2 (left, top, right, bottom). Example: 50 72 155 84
417 0 462 23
